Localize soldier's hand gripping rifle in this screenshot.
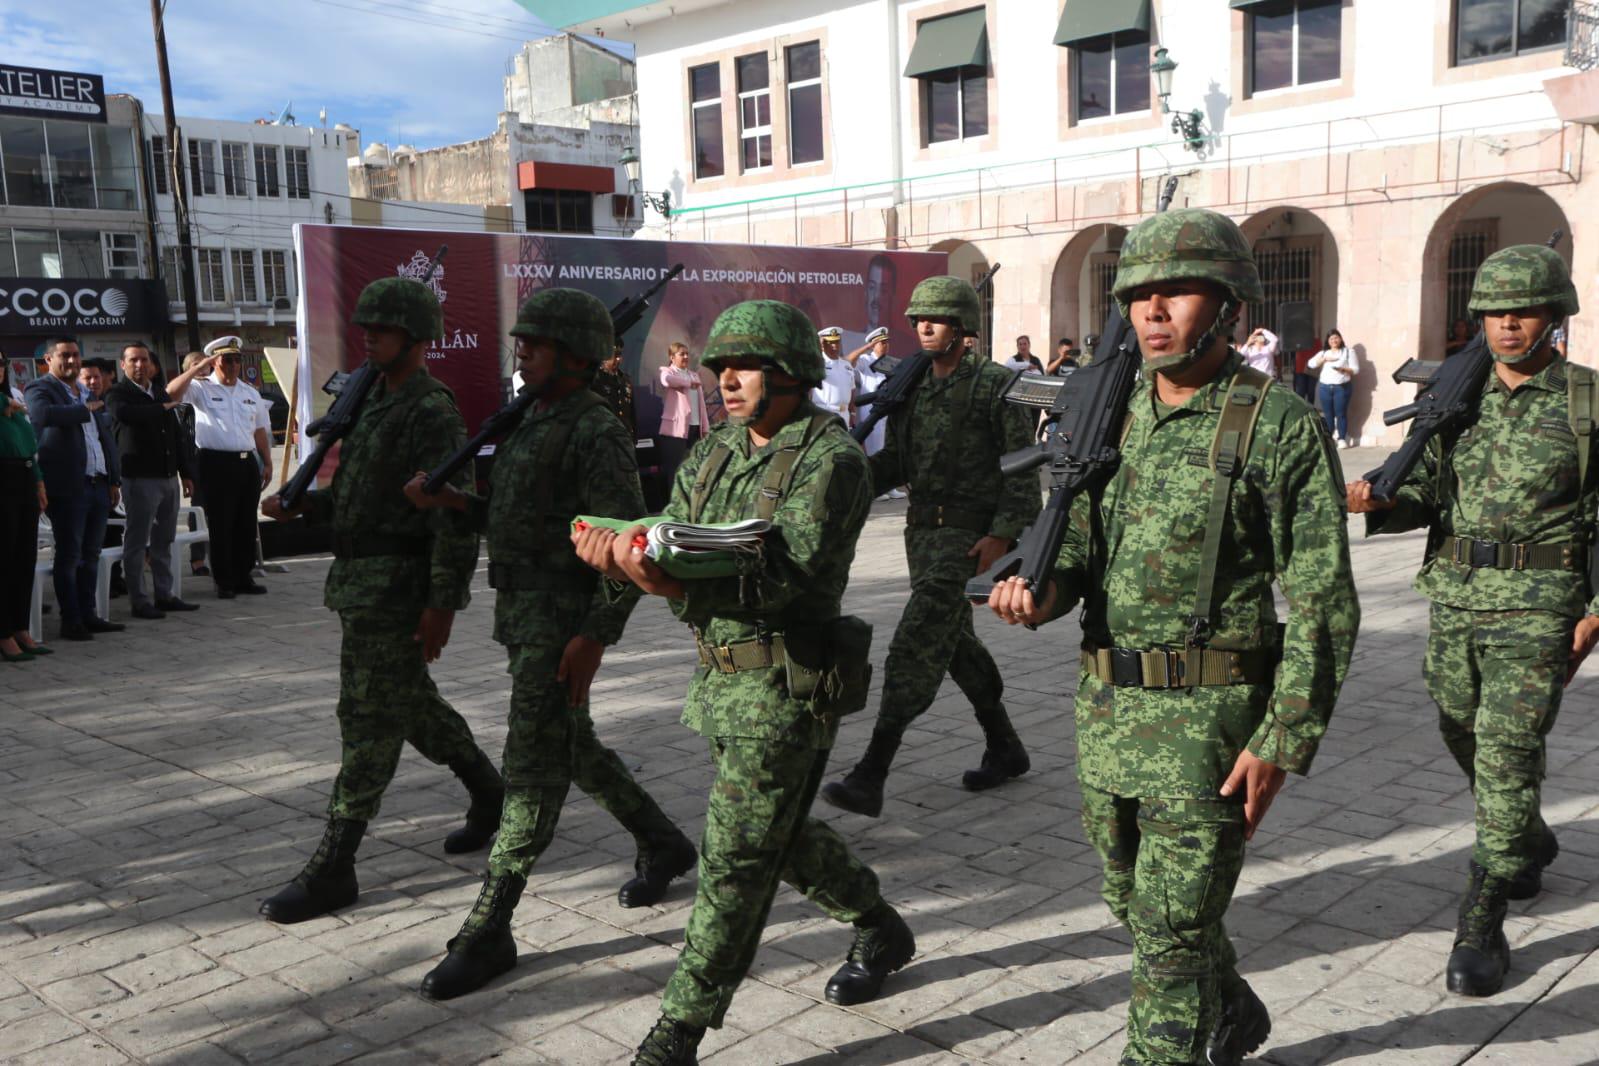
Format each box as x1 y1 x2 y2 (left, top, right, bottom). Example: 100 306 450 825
850 262 1001 444
278 245 448 509
963 176 1182 604
420 263 686 494
1360 229 1564 502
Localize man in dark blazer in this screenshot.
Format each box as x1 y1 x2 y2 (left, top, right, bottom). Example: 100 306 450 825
107 342 198 619
26 337 124 640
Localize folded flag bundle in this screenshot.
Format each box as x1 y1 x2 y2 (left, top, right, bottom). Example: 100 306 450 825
571 516 772 578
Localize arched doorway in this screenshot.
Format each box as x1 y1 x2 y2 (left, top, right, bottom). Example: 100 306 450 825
1240 206 1341 360
931 238 994 358
1049 224 1129 352
1420 182 1572 358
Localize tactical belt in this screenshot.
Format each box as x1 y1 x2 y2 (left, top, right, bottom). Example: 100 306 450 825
333 533 429 560
1438 536 1579 572
487 561 595 593
696 635 788 674
1081 645 1275 689
905 502 993 533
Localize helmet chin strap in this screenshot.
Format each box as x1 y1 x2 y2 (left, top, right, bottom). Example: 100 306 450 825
1488 315 1561 365
1146 299 1240 376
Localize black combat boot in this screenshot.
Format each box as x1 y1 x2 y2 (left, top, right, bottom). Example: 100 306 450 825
1507 825 1559 901
419 871 526 1000
443 749 504 855
824 901 916 1006
259 818 365 924
618 830 697 908
819 730 901 818
1206 976 1271 1065
961 705 1031 792
1446 862 1512 997
631 1015 705 1066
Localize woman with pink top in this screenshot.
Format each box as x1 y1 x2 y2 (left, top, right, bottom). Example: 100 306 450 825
656 341 708 491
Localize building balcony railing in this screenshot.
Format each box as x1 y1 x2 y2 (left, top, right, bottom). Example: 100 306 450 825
1570 0 1599 71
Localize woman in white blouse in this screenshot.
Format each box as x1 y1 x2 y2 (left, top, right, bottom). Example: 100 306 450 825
1308 329 1358 448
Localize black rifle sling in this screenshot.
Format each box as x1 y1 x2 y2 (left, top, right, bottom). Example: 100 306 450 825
1190 366 1271 646
1569 362 1595 498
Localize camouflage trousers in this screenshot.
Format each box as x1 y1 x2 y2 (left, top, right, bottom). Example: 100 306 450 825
874 527 1011 739
661 735 883 1029
1423 603 1572 880
487 641 682 879
1081 783 1248 1066
329 607 484 822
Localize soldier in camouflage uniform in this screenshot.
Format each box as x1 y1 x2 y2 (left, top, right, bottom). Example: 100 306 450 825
258 277 504 924
574 300 914 1066
402 288 696 1000
821 275 1042 818
594 338 638 440
988 209 1359 1066
1348 245 1599 997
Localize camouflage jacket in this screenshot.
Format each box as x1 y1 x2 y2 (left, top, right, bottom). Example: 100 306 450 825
305 369 479 613
1369 357 1599 617
1048 353 1359 795
869 353 1041 540
591 365 636 441
664 404 872 749
463 388 644 647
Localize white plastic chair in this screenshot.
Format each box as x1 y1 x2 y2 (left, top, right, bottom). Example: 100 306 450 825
169 506 210 600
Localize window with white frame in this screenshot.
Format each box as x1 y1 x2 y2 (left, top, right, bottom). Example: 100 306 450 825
102 232 141 278
189 139 217 196
786 42 825 166
736 53 773 172
231 249 258 303
149 135 169 195
923 67 988 143
221 141 249 197
254 144 281 198
689 64 724 179
1249 0 1342 93
1074 31 1151 121
262 249 290 302
196 247 227 303
163 246 186 296
285 146 310 199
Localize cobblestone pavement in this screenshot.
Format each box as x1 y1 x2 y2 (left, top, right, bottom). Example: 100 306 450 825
3 448 1597 1065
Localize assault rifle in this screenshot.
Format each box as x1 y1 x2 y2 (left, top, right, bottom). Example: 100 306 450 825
420 262 686 495
1361 229 1564 502
963 176 1181 604
278 245 448 509
850 262 1001 445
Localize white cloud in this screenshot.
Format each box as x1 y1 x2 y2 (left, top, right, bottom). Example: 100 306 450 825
0 0 558 147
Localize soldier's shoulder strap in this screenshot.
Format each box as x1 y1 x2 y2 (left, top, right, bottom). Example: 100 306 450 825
755 410 836 522
1567 361 1595 496
1190 365 1273 646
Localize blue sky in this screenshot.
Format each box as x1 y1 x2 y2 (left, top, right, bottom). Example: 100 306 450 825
0 0 613 148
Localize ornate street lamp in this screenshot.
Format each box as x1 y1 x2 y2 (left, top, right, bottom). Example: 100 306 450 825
1151 47 1206 155
619 145 671 219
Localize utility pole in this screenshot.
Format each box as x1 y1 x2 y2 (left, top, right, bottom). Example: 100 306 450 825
150 0 202 354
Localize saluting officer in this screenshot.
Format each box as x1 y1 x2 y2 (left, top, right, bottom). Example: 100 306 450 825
575 300 914 1066
822 276 1041 818
1348 245 1599 997
258 278 505 923
403 289 695 1000
989 209 1359 1066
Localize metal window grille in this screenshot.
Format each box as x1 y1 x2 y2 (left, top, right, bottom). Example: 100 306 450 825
285 147 310 199
262 249 289 301
1089 253 1120 334
1447 219 1497 330
221 142 249 197
231 249 258 304
1248 238 1321 337
196 247 227 303
1569 0 1599 68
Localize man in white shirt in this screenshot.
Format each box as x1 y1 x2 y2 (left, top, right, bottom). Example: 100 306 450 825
167 336 273 598
812 326 859 425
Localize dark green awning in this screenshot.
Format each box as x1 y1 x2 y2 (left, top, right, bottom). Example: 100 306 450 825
1054 0 1151 46
904 8 989 78
1229 0 1276 8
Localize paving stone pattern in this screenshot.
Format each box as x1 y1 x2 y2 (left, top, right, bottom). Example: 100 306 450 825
2 449 1597 1065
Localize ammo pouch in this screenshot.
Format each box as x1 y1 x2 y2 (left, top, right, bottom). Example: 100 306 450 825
781 615 874 718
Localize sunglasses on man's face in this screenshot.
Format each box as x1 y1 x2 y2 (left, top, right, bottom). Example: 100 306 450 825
219 355 240 365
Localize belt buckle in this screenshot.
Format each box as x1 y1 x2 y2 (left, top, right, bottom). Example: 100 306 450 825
1451 538 1467 565
1109 648 1140 687
1154 648 1184 689
1512 543 1529 571
714 645 736 673
1471 541 1496 568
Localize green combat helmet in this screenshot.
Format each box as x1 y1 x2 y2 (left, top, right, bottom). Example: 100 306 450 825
904 276 983 336
1112 208 1262 373
1469 245 1578 364
1468 245 1580 318
352 277 443 343
509 287 615 364
701 300 826 386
